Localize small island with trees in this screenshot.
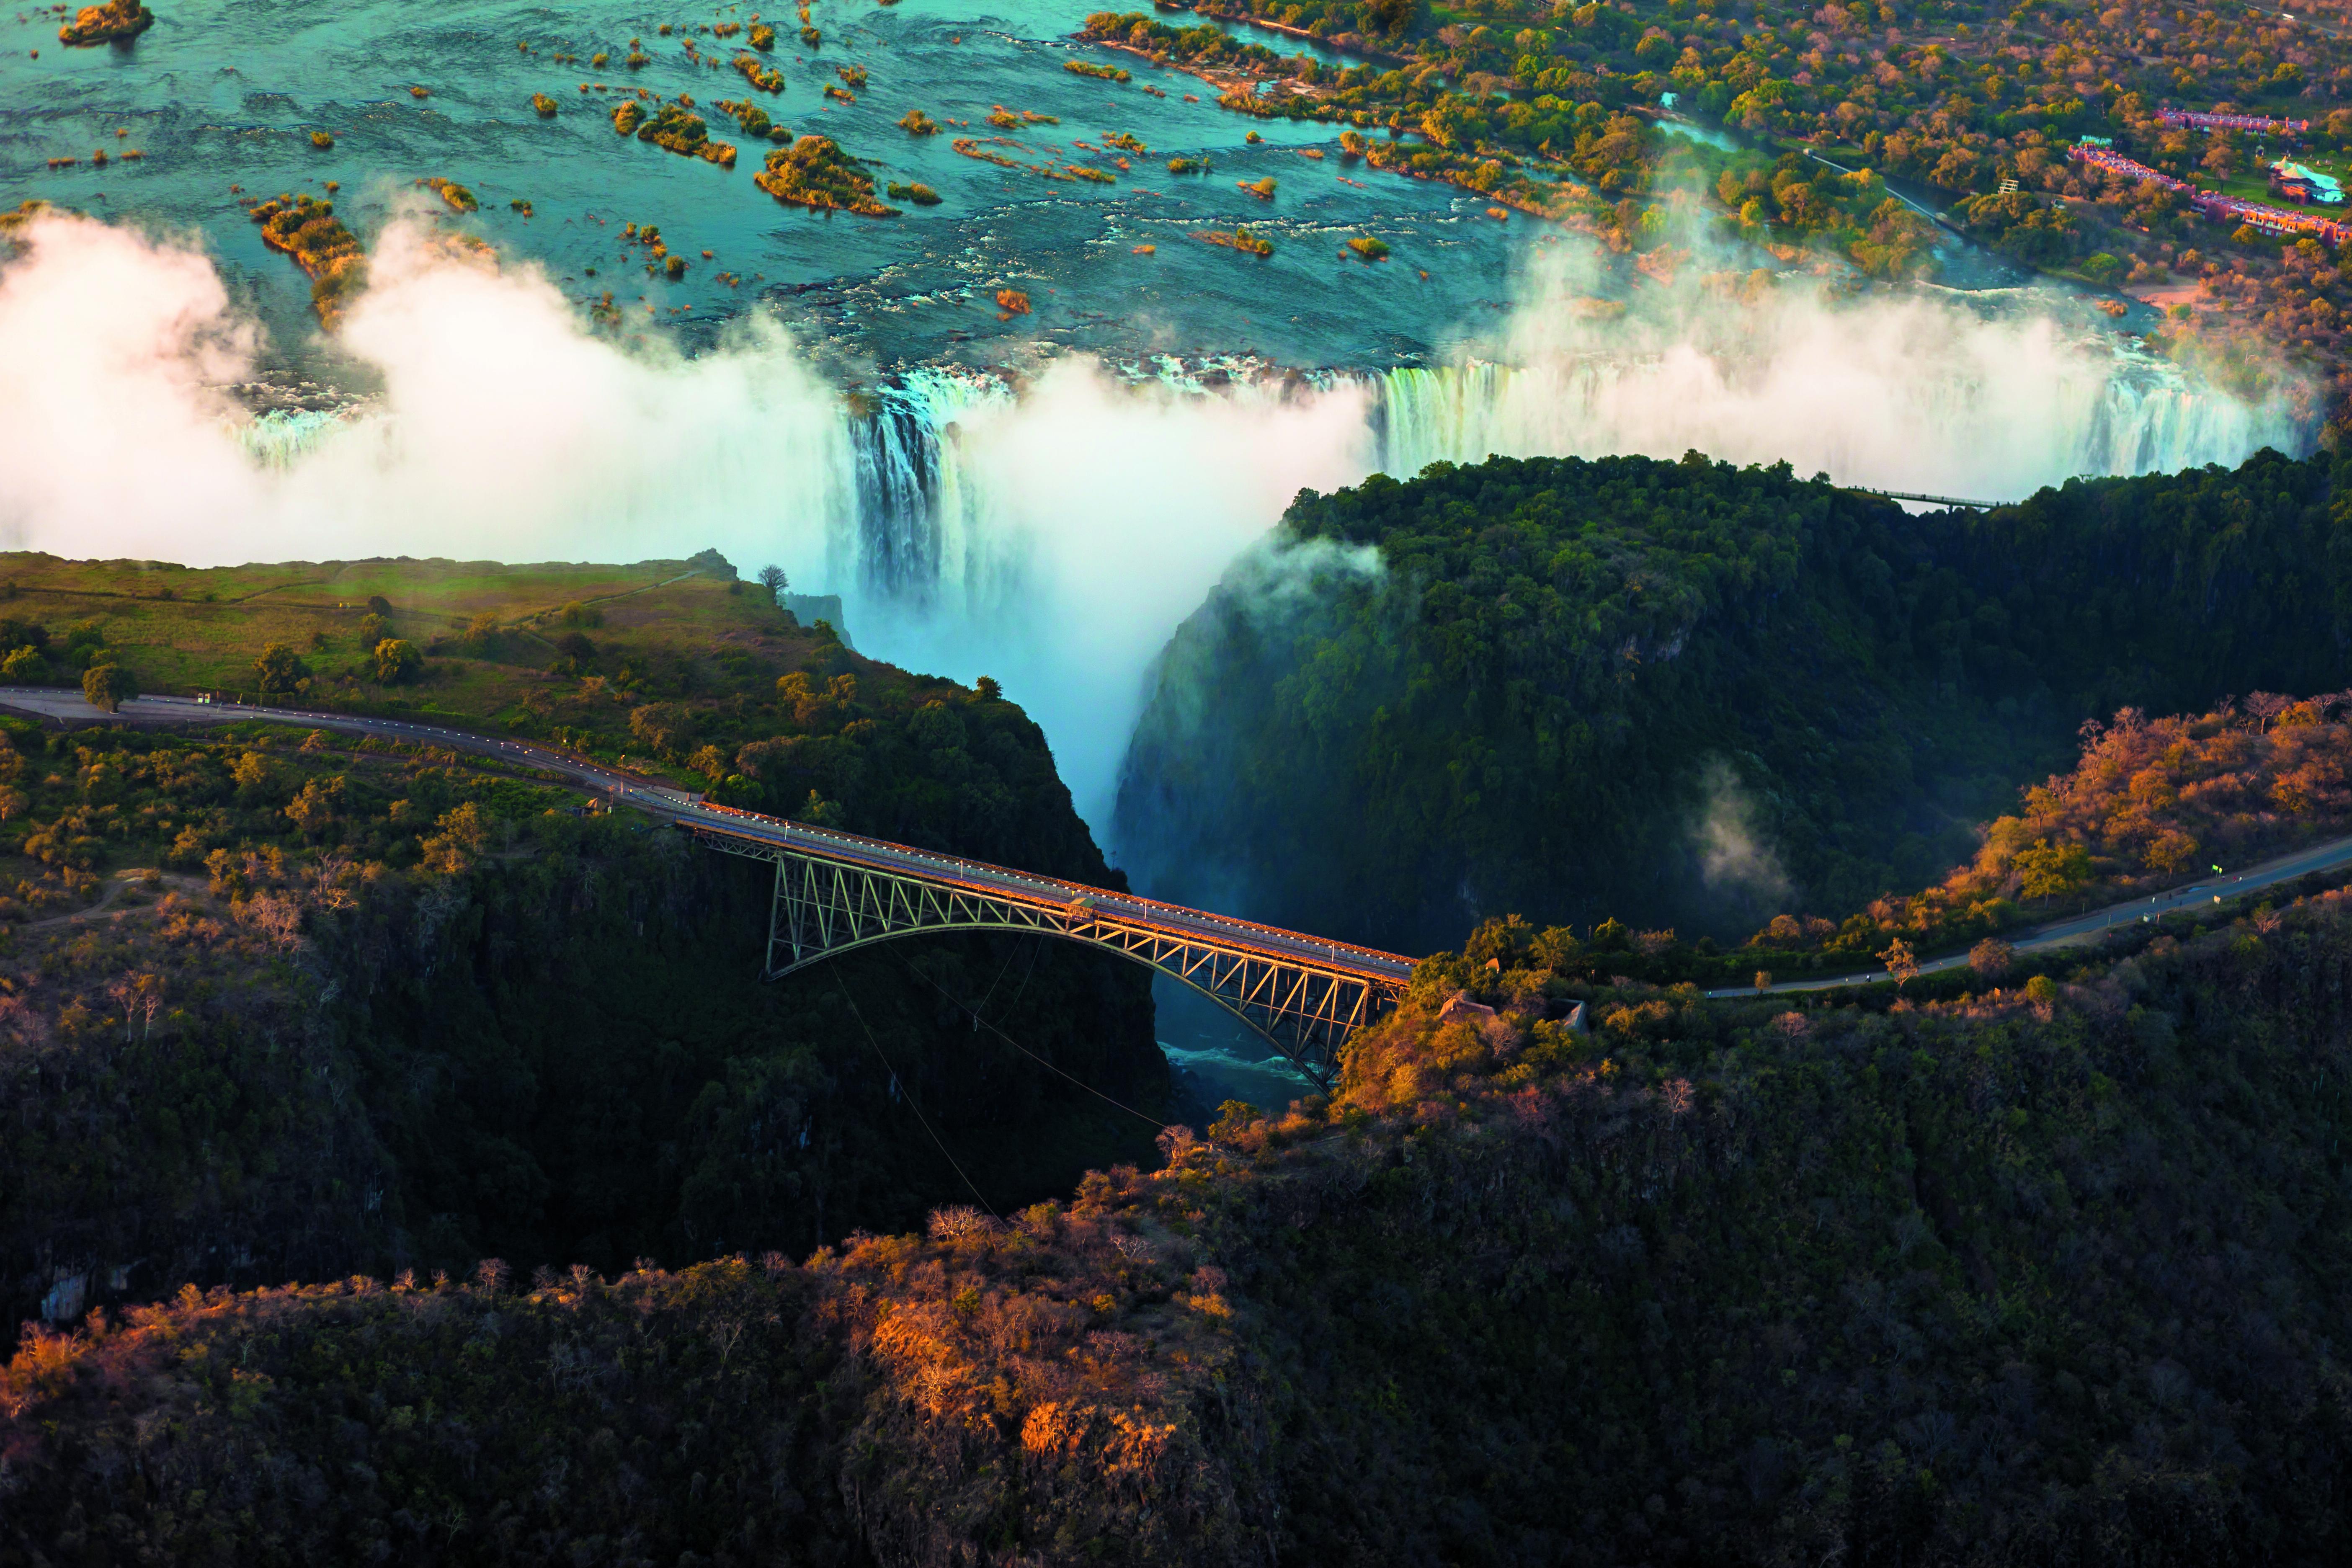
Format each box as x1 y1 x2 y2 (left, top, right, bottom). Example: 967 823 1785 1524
242 193 367 327
57 0 152 46
754 134 896 214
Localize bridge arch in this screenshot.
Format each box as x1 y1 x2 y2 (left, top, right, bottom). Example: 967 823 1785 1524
769 917 1359 1088
693 827 1404 1087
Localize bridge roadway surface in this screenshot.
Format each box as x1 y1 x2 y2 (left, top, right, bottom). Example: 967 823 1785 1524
0 686 1417 987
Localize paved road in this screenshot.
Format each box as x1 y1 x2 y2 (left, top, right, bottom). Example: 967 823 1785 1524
1706 830 2352 997
2231 1 2348 41
20 684 2325 1000
0 684 702 805
0 687 1416 986
692 808 1416 981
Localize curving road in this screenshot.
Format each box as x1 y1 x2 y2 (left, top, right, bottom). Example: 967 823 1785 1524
1705 830 2352 998
0 686 1417 986
34 682 2325 1000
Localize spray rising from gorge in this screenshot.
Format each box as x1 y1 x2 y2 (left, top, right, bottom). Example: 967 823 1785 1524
0 209 2310 832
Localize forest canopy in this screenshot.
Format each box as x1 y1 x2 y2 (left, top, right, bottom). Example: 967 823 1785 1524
0 618 1163 1331
12 834 2352 1565
1114 446 2347 953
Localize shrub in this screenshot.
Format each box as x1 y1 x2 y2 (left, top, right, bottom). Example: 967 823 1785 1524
2079 250 2124 284
372 638 421 685
253 642 312 696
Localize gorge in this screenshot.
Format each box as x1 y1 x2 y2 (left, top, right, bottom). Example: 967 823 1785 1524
13 0 2352 1556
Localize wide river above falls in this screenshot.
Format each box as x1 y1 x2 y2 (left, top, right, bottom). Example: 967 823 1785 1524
2 0 1568 376
0 0 2260 387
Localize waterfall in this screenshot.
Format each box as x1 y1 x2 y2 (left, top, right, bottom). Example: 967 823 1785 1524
2076 376 2300 477
843 366 1017 610
1366 361 1529 481
1363 347 2307 501
211 343 2309 623
232 408 349 469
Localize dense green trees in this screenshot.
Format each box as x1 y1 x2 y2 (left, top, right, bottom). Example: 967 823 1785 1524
15 865 2352 1565
1230 890 2352 1563
0 667 1163 1327
1114 449 2346 954
252 640 310 695
371 636 420 684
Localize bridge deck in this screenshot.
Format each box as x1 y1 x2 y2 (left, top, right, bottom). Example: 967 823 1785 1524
686 807 1418 986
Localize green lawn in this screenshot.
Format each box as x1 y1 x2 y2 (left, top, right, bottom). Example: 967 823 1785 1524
2211 147 2349 207
0 552 906 781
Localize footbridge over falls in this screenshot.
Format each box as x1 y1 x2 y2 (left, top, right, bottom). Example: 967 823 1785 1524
686 807 1415 1086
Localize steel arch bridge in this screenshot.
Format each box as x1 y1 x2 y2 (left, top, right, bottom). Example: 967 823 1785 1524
686 814 1414 1086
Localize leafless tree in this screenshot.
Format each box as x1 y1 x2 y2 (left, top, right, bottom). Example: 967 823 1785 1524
309 852 354 910
1155 1124 1200 1166
103 972 164 1041
928 1205 993 1240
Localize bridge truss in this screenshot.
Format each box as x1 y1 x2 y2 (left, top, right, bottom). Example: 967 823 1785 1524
692 826 1403 1086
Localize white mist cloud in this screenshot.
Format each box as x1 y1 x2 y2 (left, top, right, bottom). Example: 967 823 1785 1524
1373 240 2310 498
1692 758 1792 909
0 210 851 568
0 215 261 551
0 208 2313 856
